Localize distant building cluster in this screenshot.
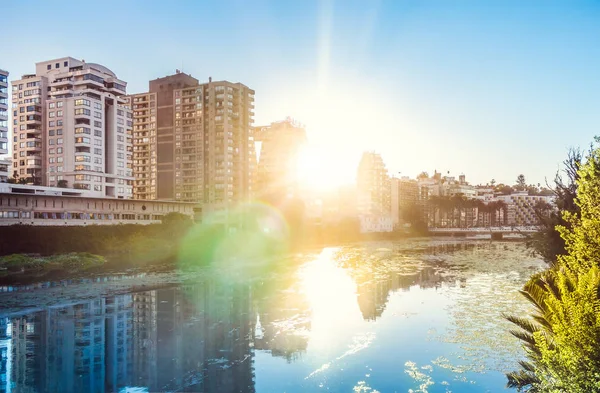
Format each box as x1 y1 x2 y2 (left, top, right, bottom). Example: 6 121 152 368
350 152 554 233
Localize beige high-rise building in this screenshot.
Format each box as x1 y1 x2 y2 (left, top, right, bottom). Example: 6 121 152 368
356 151 392 232
0 69 8 155
130 73 255 216
11 57 133 198
253 118 307 200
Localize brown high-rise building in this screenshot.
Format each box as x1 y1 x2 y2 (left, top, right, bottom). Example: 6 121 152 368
129 73 198 200
130 73 255 216
253 118 307 200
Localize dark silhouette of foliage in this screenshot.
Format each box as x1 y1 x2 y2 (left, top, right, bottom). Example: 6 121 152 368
527 147 585 265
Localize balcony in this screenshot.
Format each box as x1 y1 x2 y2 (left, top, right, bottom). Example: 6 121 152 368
49 89 74 98
25 143 42 151
51 78 74 88
24 160 42 169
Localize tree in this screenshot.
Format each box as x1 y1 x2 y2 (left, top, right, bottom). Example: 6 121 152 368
516 174 527 191
490 179 496 187
527 147 585 264
417 171 429 180
57 180 68 188
496 184 514 195
507 141 600 392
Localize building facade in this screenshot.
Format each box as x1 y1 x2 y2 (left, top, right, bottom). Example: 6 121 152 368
0 69 8 155
253 118 307 200
496 193 554 226
0 158 9 182
130 73 255 218
0 184 194 226
356 152 392 232
391 177 421 227
11 57 133 198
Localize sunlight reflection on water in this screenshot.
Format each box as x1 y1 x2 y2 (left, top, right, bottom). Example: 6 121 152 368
0 239 544 393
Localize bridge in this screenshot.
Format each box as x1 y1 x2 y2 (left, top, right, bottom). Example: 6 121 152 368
428 226 540 239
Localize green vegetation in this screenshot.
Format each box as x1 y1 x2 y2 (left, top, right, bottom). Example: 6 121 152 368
526 147 584 264
0 253 105 276
0 212 194 265
507 139 600 392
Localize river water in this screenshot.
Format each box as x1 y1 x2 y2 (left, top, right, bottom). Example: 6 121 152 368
0 239 544 393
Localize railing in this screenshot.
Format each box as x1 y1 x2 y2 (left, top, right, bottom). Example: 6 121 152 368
429 226 540 233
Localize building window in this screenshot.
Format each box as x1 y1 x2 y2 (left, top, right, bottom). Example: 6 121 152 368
55 63 59 69
75 108 90 116
57 101 63 108
64 61 68 67
47 64 51 70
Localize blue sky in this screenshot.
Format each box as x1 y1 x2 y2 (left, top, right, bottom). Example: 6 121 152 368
4 0 600 187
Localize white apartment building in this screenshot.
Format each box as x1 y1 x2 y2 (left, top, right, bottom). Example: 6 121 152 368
496 192 554 226
359 215 394 233
0 69 8 155
11 57 133 198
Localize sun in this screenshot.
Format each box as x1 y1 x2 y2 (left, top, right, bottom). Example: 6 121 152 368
296 144 354 193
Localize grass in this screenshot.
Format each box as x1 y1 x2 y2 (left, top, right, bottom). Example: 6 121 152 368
0 252 106 275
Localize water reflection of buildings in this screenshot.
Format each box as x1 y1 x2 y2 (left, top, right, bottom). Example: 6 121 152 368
356 267 444 321
253 280 311 363
0 279 255 393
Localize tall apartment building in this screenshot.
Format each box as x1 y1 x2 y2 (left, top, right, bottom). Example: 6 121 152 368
0 69 8 155
11 57 133 198
253 118 307 200
356 152 392 232
130 72 255 214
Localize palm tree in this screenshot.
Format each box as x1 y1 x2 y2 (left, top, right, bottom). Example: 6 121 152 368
496 200 508 225
464 198 478 228
427 196 440 228
451 194 466 228
504 272 555 390
475 200 487 227
440 196 453 227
